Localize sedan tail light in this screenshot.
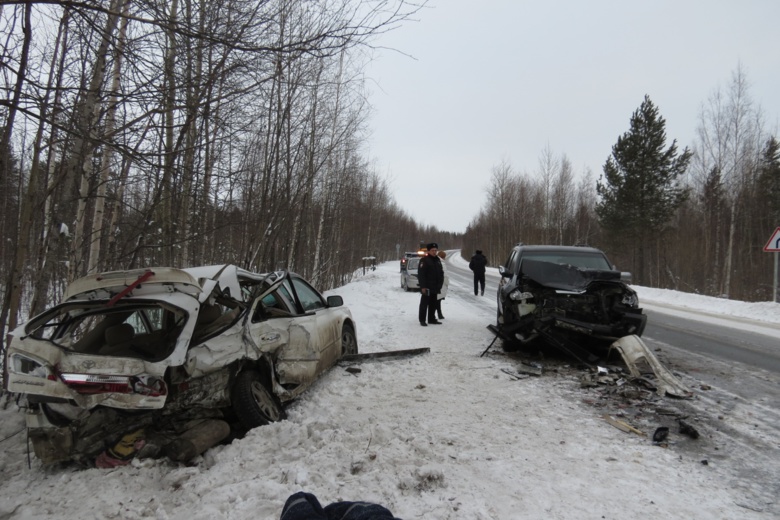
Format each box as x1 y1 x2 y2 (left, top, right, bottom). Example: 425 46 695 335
60 374 132 394
59 373 167 397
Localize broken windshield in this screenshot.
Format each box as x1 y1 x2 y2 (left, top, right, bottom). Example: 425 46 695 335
520 259 621 291
520 251 612 271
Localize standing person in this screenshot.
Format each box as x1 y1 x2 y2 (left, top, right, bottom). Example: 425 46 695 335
469 249 488 296
436 250 449 320
417 243 444 326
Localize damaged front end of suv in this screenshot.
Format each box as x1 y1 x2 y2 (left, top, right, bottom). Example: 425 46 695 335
496 245 647 363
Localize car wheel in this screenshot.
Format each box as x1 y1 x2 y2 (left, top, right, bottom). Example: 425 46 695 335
341 322 358 356
231 370 285 430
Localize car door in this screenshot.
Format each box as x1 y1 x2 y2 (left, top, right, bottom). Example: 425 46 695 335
285 276 342 371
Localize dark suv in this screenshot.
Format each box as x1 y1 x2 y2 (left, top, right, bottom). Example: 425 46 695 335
496 244 646 360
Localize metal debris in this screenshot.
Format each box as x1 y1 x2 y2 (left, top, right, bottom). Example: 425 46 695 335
603 414 645 436
610 335 692 398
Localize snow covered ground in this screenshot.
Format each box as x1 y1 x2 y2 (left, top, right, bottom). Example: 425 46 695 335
1 253 778 519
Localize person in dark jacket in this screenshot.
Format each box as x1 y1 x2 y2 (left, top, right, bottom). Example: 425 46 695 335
280 491 402 520
469 249 488 296
417 242 444 326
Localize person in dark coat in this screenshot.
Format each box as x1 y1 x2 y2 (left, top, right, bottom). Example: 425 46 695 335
280 491 402 520
469 249 488 296
417 242 444 326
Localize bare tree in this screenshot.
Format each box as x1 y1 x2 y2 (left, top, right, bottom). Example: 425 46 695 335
694 64 764 297
0 2 34 345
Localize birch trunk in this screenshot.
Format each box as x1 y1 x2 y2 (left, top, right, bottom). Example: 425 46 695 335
87 0 129 274
67 0 123 281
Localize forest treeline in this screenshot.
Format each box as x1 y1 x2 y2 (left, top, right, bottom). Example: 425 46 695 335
0 0 442 353
462 70 780 303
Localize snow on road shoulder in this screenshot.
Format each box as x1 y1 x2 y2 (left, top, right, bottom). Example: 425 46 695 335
634 285 780 336
0 261 769 519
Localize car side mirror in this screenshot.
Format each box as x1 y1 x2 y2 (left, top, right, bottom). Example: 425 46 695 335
498 265 511 278
327 295 343 307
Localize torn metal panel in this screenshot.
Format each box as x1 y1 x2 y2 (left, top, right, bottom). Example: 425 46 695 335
610 335 692 398
167 368 233 410
185 325 255 378
276 323 319 380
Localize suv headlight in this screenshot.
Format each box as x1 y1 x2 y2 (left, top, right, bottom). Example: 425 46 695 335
622 293 639 307
509 291 534 302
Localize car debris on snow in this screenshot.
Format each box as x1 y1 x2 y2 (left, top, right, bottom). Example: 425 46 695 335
341 347 430 362
602 414 645 436
652 426 670 444
678 419 700 439
609 335 692 398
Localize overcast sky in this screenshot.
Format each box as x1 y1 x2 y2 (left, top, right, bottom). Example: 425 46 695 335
362 0 780 234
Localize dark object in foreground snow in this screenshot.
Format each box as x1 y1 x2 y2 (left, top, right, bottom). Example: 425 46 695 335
679 419 700 439
653 426 670 443
280 491 402 520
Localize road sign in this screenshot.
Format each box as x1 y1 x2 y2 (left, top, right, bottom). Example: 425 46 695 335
764 227 780 252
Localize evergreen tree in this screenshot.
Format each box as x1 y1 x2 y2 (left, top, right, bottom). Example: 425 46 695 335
596 95 691 283
758 136 780 226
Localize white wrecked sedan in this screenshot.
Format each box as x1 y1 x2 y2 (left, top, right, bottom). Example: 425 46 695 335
5 265 357 466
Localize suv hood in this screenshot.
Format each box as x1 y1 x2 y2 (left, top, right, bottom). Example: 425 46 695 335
521 259 623 291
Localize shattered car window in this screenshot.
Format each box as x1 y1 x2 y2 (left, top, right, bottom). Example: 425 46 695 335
252 291 293 321
27 303 186 360
291 278 326 311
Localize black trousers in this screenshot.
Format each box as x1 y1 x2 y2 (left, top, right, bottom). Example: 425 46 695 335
473 272 485 295
418 289 438 323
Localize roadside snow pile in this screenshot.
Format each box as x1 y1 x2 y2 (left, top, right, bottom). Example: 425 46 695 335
0 260 772 519
635 285 780 325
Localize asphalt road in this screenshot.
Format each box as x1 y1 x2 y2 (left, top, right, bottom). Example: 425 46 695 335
643 308 780 374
